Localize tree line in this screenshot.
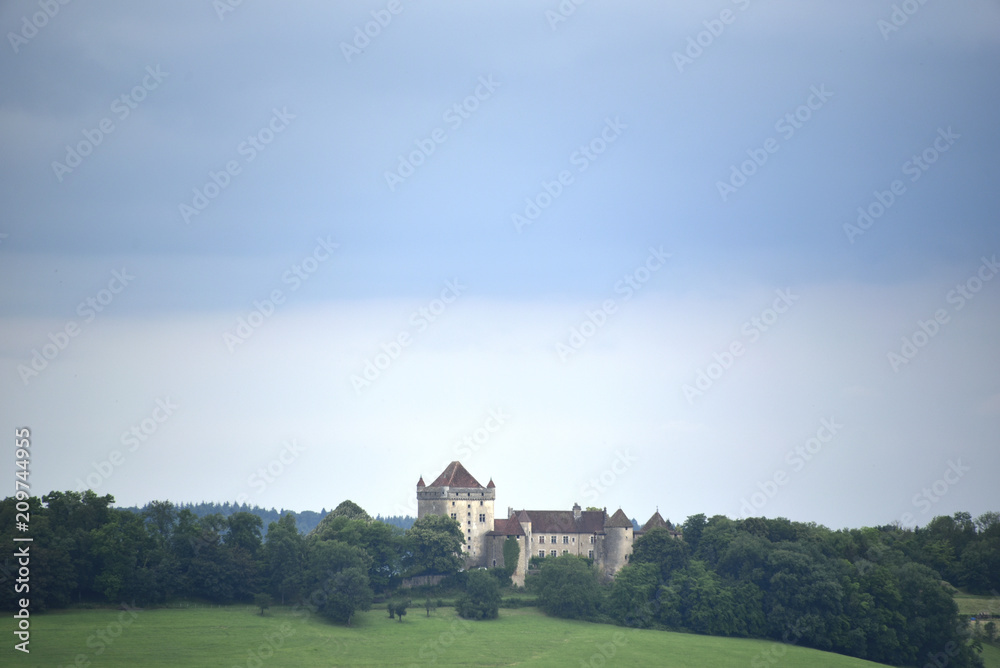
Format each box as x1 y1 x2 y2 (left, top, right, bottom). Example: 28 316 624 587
0 492 458 625
529 511 998 668
2 491 996 666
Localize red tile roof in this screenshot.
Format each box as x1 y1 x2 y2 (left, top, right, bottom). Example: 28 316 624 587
520 509 607 534
428 461 484 488
487 515 525 536
639 511 674 533
486 478 495 489
606 508 633 529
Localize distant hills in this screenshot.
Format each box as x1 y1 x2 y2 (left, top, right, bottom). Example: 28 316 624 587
118 500 414 534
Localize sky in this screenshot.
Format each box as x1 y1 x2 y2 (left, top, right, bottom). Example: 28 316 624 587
2 0 999 532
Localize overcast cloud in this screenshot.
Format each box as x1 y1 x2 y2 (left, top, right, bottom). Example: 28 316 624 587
2 0 999 530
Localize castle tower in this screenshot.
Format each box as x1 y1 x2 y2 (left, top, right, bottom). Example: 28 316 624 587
602 508 634 578
417 461 495 567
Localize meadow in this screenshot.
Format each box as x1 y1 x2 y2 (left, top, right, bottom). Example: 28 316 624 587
9 604 901 668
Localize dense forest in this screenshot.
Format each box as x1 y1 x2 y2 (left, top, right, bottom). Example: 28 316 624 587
2 492 997 666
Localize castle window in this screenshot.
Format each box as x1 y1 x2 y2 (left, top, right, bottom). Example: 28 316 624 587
493 560 496 567
539 535 545 544
479 500 483 505
450 513 456 520
550 536 556 544
563 550 568 556
468 512 471 517
468 520 471 525
589 536 595 543
467 503 471 508
563 536 569 544
479 514 485 522
588 550 594 559
452 502 455 506
550 550 557 557
539 550 545 558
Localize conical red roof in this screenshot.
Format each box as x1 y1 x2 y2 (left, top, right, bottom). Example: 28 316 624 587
428 461 484 488
606 508 633 529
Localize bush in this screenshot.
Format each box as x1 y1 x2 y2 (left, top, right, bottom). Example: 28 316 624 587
528 555 604 621
456 570 501 620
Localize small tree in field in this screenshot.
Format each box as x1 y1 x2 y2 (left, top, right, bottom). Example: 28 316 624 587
424 597 436 617
254 593 272 616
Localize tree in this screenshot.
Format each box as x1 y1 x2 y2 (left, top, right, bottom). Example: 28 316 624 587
402 514 463 577
528 555 603 620
424 597 436 617
90 509 158 604
457 570 501 620
318 567 372 626
264 513 306 604
254 593 272 616
681 513 706 553
502 536 520 579
393 598 409 622
630 527 690 582
607 562 659 627
328 500 372 522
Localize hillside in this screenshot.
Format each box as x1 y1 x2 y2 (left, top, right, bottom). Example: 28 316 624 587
16 605 896 668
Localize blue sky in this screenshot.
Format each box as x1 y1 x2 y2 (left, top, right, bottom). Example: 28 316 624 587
2 0 999 530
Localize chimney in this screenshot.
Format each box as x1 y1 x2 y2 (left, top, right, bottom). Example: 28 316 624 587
572 502 581 520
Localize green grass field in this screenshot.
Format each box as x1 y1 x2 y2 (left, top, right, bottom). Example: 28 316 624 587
955 591 1000 617
6 604 899 667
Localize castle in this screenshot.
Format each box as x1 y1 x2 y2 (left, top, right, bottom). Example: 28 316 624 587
416 461 679 585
